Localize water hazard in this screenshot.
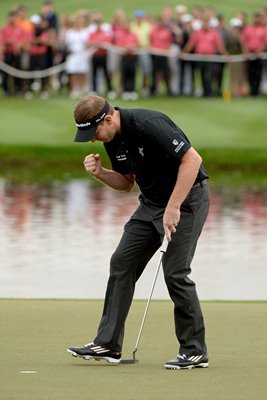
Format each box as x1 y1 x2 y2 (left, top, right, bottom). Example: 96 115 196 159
0 179 266 300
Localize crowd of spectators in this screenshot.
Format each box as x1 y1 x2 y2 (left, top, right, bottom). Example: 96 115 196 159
0 1 267 100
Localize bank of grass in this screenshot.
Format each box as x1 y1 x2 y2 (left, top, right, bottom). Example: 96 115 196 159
0 0 266 24
0 299 267 400
1 96 267 186
1 143 267 187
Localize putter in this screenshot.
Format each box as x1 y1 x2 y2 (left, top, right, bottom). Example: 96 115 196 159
120 236 169 365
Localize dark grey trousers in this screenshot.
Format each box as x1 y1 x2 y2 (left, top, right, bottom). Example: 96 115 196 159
94 182 210 355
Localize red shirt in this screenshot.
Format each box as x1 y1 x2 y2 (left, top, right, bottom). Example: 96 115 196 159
187 28 223 54
241 25 267 53
115 29 139 51
112 24 125 44
88 29 112 56
150 24 172 50
30 30 49 56
1 23 24 53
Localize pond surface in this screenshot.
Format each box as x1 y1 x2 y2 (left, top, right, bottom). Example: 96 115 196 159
0 179 266 300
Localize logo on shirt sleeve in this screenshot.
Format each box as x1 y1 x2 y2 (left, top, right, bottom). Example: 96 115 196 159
172 139 185 153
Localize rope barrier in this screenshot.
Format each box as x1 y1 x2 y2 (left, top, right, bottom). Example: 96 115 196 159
0 60 67 79
0 46 266 80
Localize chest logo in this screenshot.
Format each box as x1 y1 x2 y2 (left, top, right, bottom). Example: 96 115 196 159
116 154 127 161
138 147 144 157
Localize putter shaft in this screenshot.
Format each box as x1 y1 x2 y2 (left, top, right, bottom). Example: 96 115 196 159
132 236 169 358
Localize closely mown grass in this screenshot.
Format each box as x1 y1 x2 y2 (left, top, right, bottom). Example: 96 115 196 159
1 96 267 148
1 299 267 400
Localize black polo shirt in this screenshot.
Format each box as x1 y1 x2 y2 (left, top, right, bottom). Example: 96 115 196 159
104 108 208 206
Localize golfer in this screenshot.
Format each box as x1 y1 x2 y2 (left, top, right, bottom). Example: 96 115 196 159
67 95 210 370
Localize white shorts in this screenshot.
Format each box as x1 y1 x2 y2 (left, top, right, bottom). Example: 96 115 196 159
65 53 90 74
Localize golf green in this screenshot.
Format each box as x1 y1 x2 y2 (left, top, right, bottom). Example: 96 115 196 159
1 299 266 400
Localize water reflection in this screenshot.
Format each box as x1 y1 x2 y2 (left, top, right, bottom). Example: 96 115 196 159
0 179 266 300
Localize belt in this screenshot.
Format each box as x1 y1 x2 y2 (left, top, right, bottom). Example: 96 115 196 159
193 179 207 188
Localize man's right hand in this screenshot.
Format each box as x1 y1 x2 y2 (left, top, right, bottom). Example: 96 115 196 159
84 154 102 177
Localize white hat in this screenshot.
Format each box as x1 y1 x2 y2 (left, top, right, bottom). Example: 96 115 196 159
192 19 203 31
180 14 192 23
229 18 243 27
209 17 219 28
30 14 41 24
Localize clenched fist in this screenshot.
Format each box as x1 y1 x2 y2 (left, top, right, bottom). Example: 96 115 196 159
83 154 102 177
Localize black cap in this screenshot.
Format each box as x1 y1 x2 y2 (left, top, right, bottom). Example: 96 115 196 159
74 101 110 142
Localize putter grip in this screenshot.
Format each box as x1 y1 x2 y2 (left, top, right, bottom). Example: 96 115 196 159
160 236 169 253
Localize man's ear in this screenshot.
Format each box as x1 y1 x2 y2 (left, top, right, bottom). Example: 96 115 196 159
104 115 113 125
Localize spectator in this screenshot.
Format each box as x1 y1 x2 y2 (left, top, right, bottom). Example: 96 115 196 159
176 14 194 95
1 10 24 95
241 12 267 96
14 5 35 90
64 10 91 99
174 4 188 25
40 0 59 72
15 6 34 37
225 18 248 96
204 6 219 29
88 11 112 35
58 14 72 46
183 17 228 97
25 14 55 99
109 8 126 91
150 15 173 96
87 11 112 95
111 9 126 38
235 11 248 29
161 7 181 95
15 4 34 33
41 0 58 31
130 9 152 96
114 21 139 100
88 17 114 97
56 14 72 90
213 14 228 96
191 5 204 31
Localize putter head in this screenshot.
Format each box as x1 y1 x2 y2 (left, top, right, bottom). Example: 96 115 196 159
119 349 139 364
119 358 139 365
